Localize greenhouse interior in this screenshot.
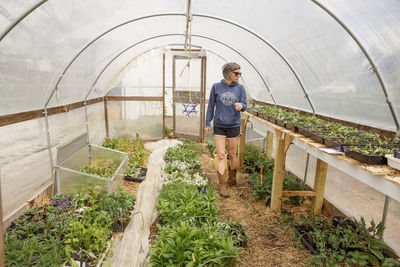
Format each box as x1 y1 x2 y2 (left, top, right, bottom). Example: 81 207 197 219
1 0 400 266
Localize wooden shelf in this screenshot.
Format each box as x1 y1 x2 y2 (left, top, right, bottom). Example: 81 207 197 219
243 111 400 204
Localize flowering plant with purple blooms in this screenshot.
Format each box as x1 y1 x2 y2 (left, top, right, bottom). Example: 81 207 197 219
49 194 73 206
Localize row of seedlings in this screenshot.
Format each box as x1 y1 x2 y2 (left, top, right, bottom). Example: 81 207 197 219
5 188 136 266
247 105 399 165
235 142 400 265
5 136 145 266
149 142 248 266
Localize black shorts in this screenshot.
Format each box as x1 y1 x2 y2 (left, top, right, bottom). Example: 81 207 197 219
214 126 241 139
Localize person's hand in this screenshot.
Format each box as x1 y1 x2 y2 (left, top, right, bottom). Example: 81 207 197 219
234 102 243 111
205 127 211 136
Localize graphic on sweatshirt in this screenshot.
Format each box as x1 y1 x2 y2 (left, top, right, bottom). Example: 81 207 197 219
220 92 236 106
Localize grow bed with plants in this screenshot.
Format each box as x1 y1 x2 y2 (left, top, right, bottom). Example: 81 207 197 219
293 216 400 266
5 188 136 266
149 142 248 266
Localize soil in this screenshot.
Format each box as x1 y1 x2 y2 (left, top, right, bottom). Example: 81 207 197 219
198 151 313 267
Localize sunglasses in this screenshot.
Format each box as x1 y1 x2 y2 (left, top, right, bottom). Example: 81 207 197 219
233 71 242 76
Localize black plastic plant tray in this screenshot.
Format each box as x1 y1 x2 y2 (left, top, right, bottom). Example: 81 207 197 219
308 131 324 144
260 114 268 120
394 150 400 159
345 150 388 165
324 138 343 150
297 126 312 138
125 167 147 182
268 117 277 124
275 119 286 128
285 122 298 132
293 225 319 255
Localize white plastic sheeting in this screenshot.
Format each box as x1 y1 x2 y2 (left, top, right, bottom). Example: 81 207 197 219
111 139 181 267
1 0 399 131
0 103 105 220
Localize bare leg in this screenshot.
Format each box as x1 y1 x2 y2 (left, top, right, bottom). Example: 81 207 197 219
227 137 239 170
215 135 227 174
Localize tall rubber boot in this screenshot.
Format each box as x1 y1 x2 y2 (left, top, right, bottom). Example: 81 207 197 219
227 167 237 187
217 171 229 198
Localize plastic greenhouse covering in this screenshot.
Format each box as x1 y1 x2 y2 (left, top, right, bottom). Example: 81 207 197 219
1 0 400 264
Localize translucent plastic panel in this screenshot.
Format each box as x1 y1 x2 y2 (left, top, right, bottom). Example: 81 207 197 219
88 36 185 99
384 199 400 254
0 117 52 219
191 16 311 112
190 36 274 104
0 0 38 32
321 0 400 131
0 0 185 115
192 0 394 129
108 101 163 140
87 102 106 145
52 16 186 107
58 145 128 195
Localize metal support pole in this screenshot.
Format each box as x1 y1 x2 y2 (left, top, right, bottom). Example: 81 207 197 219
43 107 55 194
303 153 310 185
381 195 390 237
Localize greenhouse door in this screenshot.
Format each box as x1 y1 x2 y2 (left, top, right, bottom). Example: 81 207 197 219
172 54 206 142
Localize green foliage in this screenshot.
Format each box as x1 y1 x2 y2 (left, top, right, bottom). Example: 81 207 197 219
101 134 146 176
157 182 218 226
294 216 400 266
164 126 171 136
99 188 136 230
149 221 239 267
80 159 121 179
6 188 136 266
249 171 307 206
243 144 273 174
165 142 202 169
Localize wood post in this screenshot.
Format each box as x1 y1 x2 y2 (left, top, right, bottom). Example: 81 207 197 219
265 131 274 160
104 97 109 137
312 159 328 215
238 114 250 166
270 137 285 211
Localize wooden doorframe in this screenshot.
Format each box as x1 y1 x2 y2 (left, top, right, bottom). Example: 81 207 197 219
172 54 206 142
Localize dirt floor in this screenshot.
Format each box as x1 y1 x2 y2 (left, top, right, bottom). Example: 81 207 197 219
198 151 313 267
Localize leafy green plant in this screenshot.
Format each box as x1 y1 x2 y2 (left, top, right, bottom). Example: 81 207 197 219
150 221 239 267
99 188 136 231
80 159 121 179
157 182 218 226
165 142 202 169
243 144 273 174
294 216 400 266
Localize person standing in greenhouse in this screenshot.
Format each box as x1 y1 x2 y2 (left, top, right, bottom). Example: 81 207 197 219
205 62 247 197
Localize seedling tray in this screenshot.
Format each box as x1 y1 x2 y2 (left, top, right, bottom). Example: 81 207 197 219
268 117 277 124
297 126 312 138
293 225 319 255
394 150 400 159
275 119 286 128
125 167 147 182
285 122 298 132
345 150 388 165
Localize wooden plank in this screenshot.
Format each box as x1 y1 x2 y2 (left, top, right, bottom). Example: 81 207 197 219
312 159 328 215
265 131 274 160
238 114 250 166
106 96 163 101
0 97 103 127
282 190 317 197
385 175 400 186
162 53 166 139
270 137 286 212
284 134 294 155
104 98 109 137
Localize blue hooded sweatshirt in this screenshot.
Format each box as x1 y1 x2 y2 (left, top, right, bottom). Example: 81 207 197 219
205 79 247 128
